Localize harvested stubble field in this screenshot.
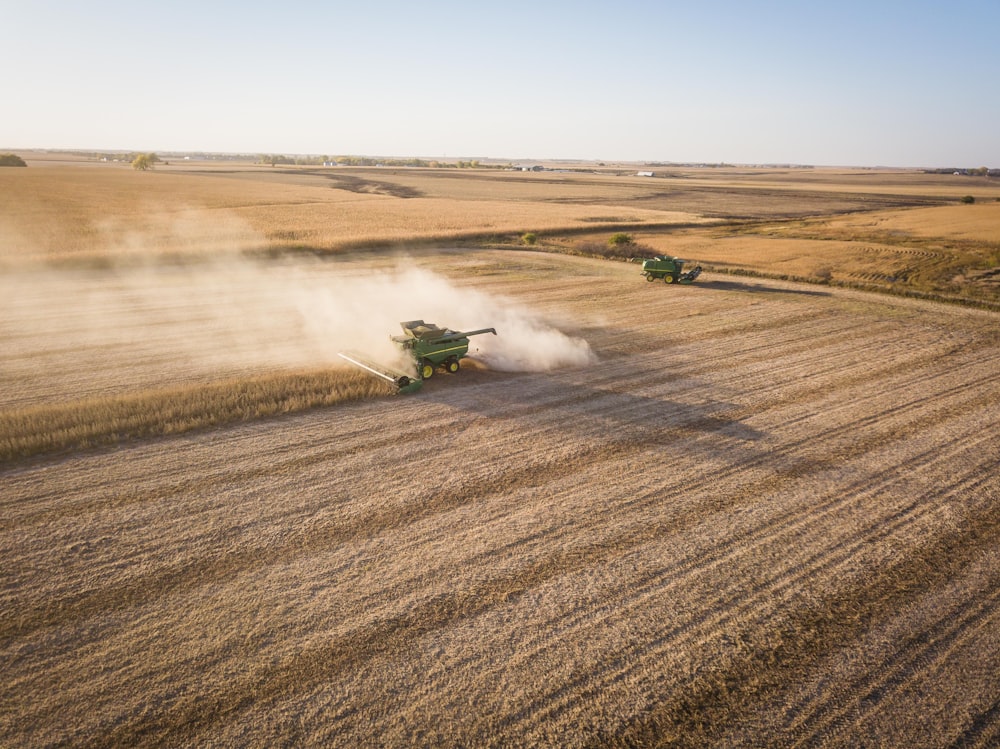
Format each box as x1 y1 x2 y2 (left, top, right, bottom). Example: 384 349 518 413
4 159 998 304
2 160 1000 747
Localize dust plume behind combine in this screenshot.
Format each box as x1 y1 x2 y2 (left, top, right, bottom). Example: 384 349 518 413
168 258 598 375
304 264 598 375
1 251 595 407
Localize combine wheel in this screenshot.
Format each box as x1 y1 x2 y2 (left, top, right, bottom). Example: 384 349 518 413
645 274 655 282
445 358 460 373
420 360 435 379
663 274 675 284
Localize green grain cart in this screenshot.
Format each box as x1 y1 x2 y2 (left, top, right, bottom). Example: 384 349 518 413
635 255 703 284
392 320 497 379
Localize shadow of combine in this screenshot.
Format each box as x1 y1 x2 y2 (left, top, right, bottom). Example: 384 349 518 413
423 367 767 461
698 279 832 297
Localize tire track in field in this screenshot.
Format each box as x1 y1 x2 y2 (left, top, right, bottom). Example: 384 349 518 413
0 415 447 528
10 340 993 639
620 483 1000 749
1 387 515 527
410 368 1000 680
605 318 983 417
433 345 999 682
465 368 998 629
6 338 995 649
637 351 1000 497
669 319 984 397
9 373 652 526
303 406 998 747
604 322 903 396
783 575 1000 747
485 434 999 743
447 319 984 445
952 698 1000 749
598 310 864 370
90 380 998 747
730 345 999 442
2 370 751 642
0 437 621 639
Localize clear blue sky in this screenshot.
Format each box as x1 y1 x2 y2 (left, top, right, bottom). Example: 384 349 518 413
4 0 998 167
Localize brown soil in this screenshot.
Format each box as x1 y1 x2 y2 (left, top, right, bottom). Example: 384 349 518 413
2 250 998 748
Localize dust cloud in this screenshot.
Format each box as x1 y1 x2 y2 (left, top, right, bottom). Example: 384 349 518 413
1 255 596 392
301 265 598 374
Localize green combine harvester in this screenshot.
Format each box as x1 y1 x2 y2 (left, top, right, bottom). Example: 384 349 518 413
339 320 497 394
634 255 703 284
392 320 497 379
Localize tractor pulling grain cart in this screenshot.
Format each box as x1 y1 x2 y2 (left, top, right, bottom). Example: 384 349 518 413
633 255 702 284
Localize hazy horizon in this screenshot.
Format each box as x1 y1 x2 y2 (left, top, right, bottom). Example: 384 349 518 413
4 1 999 169
9 148 993 171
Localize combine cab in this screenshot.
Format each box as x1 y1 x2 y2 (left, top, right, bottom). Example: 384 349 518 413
391 320 497 379
635 255 702 284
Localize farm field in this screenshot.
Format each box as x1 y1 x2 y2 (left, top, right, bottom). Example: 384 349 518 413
2 160 1000 746
2 157 998 310
2 245 999 747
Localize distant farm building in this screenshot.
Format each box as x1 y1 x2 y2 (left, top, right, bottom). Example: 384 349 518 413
637 171 655 177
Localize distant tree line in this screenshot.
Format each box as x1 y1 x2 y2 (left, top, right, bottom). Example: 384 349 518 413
258 154 506 169
924 166 997 177
0 153 27 166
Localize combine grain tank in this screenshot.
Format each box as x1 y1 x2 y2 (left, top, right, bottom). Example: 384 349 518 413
392 320 497 379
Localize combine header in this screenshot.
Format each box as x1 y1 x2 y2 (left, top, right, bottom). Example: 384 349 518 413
339 320 497 394
633 255 702 284
337 351 423 394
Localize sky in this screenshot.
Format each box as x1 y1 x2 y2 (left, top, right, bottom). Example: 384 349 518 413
3 0 998 167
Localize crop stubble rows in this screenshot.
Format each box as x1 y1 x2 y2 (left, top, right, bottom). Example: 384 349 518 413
1 251 998 747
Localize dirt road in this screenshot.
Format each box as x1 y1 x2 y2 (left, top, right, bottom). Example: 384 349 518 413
2 250 998 747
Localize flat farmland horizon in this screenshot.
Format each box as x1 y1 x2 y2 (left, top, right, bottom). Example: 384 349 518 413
1 161 999 746
3 158 997 308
